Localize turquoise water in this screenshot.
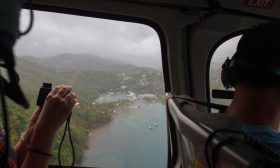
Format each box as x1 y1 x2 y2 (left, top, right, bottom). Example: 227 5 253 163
81 101 167 168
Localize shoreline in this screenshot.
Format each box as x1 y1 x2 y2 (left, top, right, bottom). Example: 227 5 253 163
80 100 166 167
81 101 139 163
117 103 140 109
80 99 164 164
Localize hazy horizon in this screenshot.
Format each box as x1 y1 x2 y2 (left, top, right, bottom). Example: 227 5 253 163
15 9 162 70
17 52 162 70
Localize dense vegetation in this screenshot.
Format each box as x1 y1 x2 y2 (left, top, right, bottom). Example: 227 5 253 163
6 54 164 165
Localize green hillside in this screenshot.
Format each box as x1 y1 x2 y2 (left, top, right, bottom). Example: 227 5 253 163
8 54 164 165
18 54 164 97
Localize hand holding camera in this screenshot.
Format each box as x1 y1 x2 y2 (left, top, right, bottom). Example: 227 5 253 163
35 84 77 135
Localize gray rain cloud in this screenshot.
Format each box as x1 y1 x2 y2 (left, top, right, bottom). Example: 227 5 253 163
15 10 162 69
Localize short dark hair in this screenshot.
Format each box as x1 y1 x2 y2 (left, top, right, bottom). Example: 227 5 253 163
233 21 280 88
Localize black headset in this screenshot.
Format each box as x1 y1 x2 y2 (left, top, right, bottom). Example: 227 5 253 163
221 54 280 89
221 57 236 89
221 22 280 89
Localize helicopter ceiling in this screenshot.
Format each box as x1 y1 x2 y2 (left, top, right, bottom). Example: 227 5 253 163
117 0 280 19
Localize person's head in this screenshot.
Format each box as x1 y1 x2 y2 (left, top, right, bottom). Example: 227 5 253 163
221 21 280 90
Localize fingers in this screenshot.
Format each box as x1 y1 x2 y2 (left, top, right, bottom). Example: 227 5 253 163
46 84 77 108
58 86 72 97
68 92 77 99
65 92 77 106
50 85 60 95
50 85 72 97
37 84 77 134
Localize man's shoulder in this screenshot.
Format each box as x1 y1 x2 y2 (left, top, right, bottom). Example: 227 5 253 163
243 125 280 150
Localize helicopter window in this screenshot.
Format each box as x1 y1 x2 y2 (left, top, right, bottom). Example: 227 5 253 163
208 35 242 108
13 9 167 167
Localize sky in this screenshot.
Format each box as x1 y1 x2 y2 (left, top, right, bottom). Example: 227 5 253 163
15 10 162 69
212 36 241 63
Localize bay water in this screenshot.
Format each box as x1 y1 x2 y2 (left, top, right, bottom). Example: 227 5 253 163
81 100 167 168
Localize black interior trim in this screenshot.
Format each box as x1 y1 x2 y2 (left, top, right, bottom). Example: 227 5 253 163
166 95 179 168
212 89 234 99
104 0 208 9
185 25 194 97
173 95 227 112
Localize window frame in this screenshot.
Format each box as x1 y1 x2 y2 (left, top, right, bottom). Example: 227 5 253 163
206 29 249 112
20 4 170 167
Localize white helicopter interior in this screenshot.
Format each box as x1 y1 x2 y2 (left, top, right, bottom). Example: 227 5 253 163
17 0 280 167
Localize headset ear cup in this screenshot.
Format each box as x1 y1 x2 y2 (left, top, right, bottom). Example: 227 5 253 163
221 58 235 89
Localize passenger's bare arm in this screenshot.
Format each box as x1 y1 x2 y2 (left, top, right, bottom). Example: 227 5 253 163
14 107 42 167
20 85 76 168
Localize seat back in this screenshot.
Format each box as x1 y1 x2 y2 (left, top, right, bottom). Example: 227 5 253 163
167 94 280 168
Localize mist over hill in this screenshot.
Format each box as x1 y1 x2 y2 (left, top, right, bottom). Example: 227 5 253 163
17 54 164 99
21 53 158 73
